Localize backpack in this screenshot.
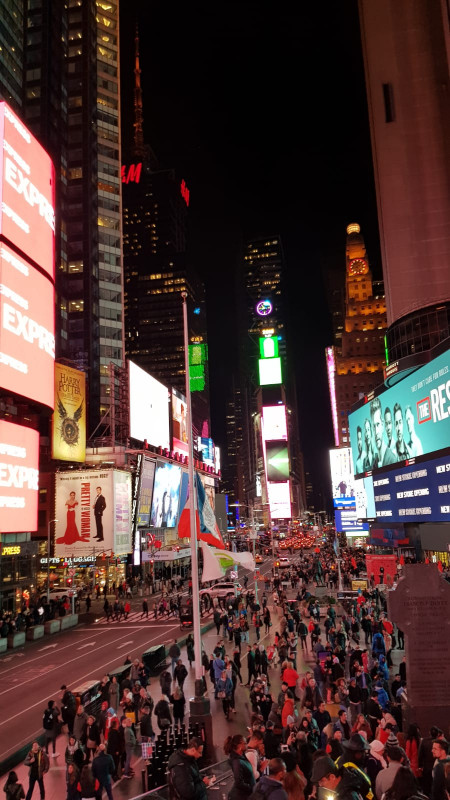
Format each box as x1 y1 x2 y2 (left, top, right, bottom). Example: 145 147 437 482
43 709 54 730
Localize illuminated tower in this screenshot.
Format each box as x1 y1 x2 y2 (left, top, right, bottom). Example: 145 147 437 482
327 223 387 446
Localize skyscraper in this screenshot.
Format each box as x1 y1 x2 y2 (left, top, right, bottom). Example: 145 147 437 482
359 0 450 362
326 224 387 447
0 1 24 112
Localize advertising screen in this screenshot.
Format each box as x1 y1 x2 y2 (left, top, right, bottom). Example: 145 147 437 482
129 360 170 449
52 363 86 462
55 469 132 556
0 243 55 409
262 405 287 440
0 420 39 532
136 457 156 527
349 348 450 476
329 448 356 509
266 441 290 481
199 437 214 467
368 526 409 548
267 480 291 519
258 357 282 386
354 476 376 520
365 553 397 586
0 102 55 279
172 388 188 457
372 452 450 523
150 461 182 528
334 508 369 535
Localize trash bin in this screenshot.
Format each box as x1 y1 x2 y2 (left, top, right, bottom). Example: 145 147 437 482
108 663 131 685
73 680 102 716
142 644 166 676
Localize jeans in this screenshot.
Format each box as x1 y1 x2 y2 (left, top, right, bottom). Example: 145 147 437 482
124 747 133 776
26 775 45 800
99 781 114 800
171 657 178 676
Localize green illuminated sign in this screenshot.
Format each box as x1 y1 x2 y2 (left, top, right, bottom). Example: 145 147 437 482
259 336 279 359
189 343 207 366
384 335 389 367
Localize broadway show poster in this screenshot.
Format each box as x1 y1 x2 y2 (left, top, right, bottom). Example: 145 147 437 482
52 363 86 462
54 470 132 557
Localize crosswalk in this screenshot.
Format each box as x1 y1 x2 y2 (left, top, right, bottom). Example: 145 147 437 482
92 609 213 626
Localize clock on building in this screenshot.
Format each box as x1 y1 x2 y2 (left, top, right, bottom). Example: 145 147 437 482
348 258 368 276
256 299 273 316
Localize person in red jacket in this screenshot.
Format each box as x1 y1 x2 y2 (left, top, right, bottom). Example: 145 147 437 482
281 662 299 699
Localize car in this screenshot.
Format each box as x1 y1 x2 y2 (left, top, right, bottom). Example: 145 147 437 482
255 554 263 564
278 556 290 568
199 581 244 599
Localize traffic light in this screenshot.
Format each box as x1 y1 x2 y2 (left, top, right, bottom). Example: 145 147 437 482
275 560 280 568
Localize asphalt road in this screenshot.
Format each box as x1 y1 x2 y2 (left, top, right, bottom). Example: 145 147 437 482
0 555 280 765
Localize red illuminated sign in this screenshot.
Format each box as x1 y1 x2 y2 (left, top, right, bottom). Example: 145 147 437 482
0 102 55 280
121 163 142 184
180 179 190 207
0 420 39 533
0 242 55 409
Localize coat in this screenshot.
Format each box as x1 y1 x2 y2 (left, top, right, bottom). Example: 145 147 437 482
167 749 208 800
228 750 255 800
92 751 115 786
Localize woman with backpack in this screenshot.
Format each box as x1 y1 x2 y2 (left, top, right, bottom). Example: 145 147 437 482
224 735 255 800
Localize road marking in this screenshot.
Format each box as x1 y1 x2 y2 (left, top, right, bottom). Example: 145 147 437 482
77 642 96 650
116 641 134 649
0 629 117 676
38 643 58 651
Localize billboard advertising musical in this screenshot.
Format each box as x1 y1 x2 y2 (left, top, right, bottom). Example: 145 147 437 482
52 363 86 462
0 420 39 532
129 360 170 449
0 102 55 279
172 388 188 457
0 242 55 409
136 457 156 527
349 348 450 477
54 469 132 556
150 461 182 528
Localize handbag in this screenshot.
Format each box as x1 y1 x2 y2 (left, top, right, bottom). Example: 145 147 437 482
218 691 226 698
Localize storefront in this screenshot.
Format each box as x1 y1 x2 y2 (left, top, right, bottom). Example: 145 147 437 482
141 547 191 581
37 554 127 592
0 539 39 613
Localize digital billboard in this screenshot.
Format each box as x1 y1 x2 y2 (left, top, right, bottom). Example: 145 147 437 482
262 405 287 440
267 481 291 519
0 420 39 532
136 457 156 527
150 461 182 528
372 452 450 523
334 508 369 535
329 448 356 509
258 357 282 386
354 475 376 520
266 441 289 481
52 363 86 462
55 469 132 556
199 437 214 467
172 388 188 457
0 102 55 279
0 242 55 409
349 348 450 476
129 360 170 449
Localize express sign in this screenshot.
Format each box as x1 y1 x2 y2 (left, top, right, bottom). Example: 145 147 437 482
0 102 55 280
0 420 39 533
0 242 55 409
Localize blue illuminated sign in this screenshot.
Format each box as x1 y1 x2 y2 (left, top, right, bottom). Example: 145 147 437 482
373 452 450 523
335 509 369 535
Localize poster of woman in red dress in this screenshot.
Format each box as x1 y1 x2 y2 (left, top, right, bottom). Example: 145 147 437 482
56 491 82 544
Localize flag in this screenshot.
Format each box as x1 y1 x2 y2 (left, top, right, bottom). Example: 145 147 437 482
333 532 339 557
201 541 255 583
178 471 224 548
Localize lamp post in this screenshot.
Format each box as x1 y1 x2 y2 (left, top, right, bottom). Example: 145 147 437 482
46 518 58 603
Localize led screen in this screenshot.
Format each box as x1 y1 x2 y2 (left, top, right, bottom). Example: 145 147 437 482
349 348 450 476
199 437 214 467
0 242 55 409
267 481 291 519
55 469 132 556
258 357 282 386
52 363 86 462
136 457 156 527
354 476 376 520
150 461 182 528
334 509 369 535
368 526 409 548
372 452 450 523
172 388 188 457
329 448 356 509
129 360 170 449
266 441 289 481
0 102 55 279
0 420 39 532
262 405 287 440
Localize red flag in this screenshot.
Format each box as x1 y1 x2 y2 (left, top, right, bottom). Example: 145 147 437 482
399 554 405 566
351 557 357 569
438 560 443 572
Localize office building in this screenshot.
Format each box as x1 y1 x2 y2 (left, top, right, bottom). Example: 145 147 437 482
0 0 24 111
327 223 387 446
359 0 450 362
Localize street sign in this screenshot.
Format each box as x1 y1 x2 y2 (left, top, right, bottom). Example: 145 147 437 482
68 569 75 577
230 570 238 579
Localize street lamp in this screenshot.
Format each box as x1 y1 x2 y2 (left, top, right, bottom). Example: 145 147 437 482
248 530 259 605
47 518 58 603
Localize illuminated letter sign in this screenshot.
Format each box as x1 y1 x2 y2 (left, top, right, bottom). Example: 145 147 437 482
0 420 39 533
0 243 55 409
121 163 142 184
0 102 55 279
180 179 190 207
256 299 273 317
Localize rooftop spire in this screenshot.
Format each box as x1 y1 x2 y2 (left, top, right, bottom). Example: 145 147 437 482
133 24 145 158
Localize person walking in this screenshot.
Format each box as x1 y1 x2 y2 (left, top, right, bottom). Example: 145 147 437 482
170 686 186 730
2 771 25 800
174 659 188 690
186 634 195 667
141 598 149 618
169 640 181 676
42 699 59 757
108 675 119 712
24 742 49 800
123 718 136 778
92 744 115 800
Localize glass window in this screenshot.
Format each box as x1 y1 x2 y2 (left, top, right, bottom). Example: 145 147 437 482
68 299 84 313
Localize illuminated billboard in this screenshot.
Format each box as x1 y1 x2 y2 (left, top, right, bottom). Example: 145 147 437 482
150 461 182 528
334 509 369 536
349 348 450 476
326 347 339 447
172 388 188 457
267 481 291 519
258 357 282 386
329 448 356 509
136 457 156 527
354 476 376 520
0 242 55 409
262 405 287 440
0 102 55 279
266 441 290 481
129 360 170 449
0 420 39 532
52 363 86 462
55 469 132 556
372 452 450 523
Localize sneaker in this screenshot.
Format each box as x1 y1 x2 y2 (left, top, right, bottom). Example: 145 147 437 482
52 753 60 757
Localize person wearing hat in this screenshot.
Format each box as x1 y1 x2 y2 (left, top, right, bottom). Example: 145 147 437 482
311 754 371 800
336 733 373 800
366 739 386 787
282 715 298 744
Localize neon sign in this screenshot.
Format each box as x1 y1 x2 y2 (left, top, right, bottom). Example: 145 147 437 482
180 179 190 207
256 299 272 316
121 163 142 184
326 346 339 447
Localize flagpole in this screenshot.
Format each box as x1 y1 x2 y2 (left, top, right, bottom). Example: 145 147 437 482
182 292 203 681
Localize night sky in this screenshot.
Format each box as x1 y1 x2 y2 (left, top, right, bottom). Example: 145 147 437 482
120 1 382 505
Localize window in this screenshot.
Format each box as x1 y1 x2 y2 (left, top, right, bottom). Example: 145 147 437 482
68 300 84 312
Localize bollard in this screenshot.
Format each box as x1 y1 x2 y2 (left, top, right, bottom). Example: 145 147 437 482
141 767 147 793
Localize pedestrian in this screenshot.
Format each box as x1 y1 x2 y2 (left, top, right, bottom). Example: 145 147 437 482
142 598 149 618
92 743 115 800
2 771 25 800
154 695 172 731
170 686 186 730
64 735 84 773
85 595 91 613
169 640 181 675
174 659 188 690
65 763 79 800
24 742 49 800
223 734 255 800
76 764 99 800
73 704 88 745
186 633 195 667
168 737 212 800
124 600 130 619
85 715 100 763
60 685 76 735
42 699 59 757
122 718 136 778
108 675 119 712
159 669 172 700
216 669 233 720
